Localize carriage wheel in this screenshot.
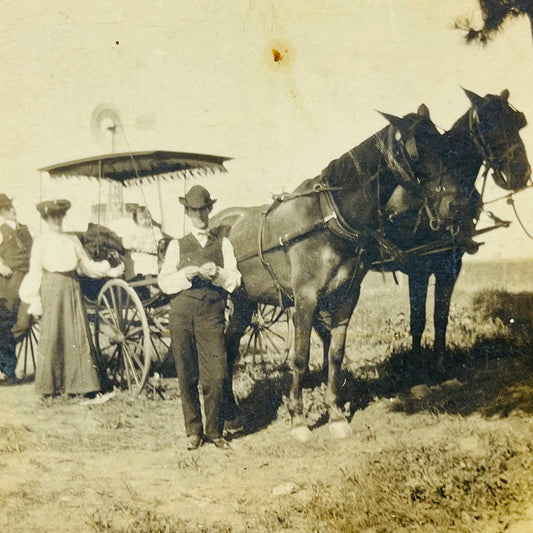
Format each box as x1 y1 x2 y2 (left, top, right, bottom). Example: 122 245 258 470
95 279 151 393
239 304 292 372
15 318 40 378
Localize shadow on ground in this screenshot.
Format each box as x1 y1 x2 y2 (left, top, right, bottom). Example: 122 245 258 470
230 342 533 435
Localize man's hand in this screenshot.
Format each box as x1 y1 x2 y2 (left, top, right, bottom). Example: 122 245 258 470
198 262 218 280
0 262 13 278
182 265 200 282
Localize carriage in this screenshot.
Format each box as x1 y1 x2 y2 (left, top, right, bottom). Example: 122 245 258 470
17 151 286 392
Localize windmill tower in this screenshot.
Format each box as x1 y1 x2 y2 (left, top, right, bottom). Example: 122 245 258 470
91 105 124 223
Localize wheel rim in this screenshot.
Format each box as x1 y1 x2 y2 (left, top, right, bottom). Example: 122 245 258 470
95 279 151 392
239 304 291 372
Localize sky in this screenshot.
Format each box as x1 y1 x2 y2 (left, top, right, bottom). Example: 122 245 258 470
1 0 532 262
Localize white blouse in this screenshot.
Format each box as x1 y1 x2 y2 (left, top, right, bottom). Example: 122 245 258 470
19 230 123 315
107 218 164 275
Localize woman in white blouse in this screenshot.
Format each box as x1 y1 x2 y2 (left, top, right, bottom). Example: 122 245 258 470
19 199 123 397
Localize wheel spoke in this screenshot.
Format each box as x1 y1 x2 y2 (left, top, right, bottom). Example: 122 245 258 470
264 327 285 342
122 290 131 324
242 328 255 357
261 328 283 354
122 307 140 333
122 343 141 385
98 311 118 331
101 294 119 327
109 288 120 325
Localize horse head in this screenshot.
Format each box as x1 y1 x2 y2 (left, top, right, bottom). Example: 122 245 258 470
462 88 531 190
379 105 470 235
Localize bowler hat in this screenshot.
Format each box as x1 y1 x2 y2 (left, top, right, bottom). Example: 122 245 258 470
36 199 72 218
0 194 13 210
179 185 217 209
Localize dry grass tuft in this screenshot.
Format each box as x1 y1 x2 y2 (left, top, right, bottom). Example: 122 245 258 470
0 425 33 453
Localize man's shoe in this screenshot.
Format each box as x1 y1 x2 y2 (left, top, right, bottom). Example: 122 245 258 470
186 435 203 450
211 437 232 450
3 376 20 386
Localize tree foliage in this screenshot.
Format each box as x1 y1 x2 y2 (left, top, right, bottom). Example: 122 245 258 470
455 0 533 45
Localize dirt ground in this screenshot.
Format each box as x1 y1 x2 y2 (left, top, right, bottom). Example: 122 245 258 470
2 376 533 533
2 263 533 532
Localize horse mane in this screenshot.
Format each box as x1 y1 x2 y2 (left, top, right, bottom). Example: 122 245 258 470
319 127 389 189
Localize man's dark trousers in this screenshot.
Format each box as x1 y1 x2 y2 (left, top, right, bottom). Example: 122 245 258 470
170 291 227 440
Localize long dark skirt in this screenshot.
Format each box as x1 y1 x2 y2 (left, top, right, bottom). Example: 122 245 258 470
35 271 101 395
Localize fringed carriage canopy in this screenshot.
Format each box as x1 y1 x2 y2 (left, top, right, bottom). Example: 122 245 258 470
39 151 232 185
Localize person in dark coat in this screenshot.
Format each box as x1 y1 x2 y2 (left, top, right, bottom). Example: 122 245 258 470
158 186 241 450
0 194 32 384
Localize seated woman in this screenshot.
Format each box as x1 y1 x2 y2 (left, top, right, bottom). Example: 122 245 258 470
107 206 164 278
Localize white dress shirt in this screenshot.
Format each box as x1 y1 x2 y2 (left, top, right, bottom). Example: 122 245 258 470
158 226 241 295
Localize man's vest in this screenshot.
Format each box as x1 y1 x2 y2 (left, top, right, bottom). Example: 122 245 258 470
0 223 32 272
177 229 225 301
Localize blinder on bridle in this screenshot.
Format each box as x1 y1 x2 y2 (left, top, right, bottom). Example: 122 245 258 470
387 121 462 235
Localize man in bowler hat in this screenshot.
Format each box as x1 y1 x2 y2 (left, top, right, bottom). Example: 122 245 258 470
0 194 32 384
158 185 241 450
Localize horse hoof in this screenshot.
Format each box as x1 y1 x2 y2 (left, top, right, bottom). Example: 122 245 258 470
291 426 313 442
328 421 352 439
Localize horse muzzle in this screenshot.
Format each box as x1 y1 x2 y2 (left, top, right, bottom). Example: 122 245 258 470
429 194 470 233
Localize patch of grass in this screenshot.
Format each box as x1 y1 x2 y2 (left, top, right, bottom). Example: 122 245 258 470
242 505 295 532
175 451 202 471
296 429 533 532
86 508 233 533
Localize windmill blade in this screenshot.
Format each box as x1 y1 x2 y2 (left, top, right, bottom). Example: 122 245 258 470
91 104 122 150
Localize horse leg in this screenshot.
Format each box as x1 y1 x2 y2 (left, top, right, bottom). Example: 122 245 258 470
408 264 430 368
433 253 462 369
288 287 317 441
325 288 360 439
312 310 331 381
222 296 255 428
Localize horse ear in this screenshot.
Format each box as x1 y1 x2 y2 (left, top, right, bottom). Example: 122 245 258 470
500 89 510 101
417 104 430 119
462 87 484 109
377 110 403 129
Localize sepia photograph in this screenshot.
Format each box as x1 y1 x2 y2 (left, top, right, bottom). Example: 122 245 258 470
1 1 533 531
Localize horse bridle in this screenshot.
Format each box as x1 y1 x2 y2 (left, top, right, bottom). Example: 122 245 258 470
468 104 527 189
381 124 460 234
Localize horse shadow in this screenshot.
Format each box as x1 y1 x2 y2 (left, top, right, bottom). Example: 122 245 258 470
382 339 533 417
233 333 533 435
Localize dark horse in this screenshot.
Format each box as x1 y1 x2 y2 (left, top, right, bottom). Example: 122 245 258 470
215 105 471 440
381 89 530 371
